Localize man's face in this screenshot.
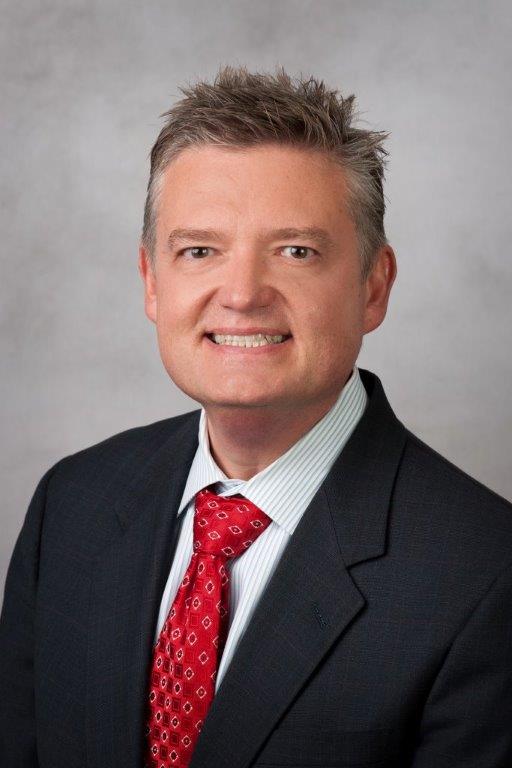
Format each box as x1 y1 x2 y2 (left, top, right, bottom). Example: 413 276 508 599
140 144 395 413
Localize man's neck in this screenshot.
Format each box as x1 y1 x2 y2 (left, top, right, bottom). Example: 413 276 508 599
204 393 342 480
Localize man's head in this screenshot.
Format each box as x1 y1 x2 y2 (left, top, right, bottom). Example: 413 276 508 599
139 67 396 416
142 66 388 281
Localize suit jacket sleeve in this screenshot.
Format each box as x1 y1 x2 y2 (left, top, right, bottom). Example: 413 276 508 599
0 464 58 768
411 558 512 767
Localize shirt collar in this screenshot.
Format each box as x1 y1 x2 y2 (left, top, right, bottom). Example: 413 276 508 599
176 366 368 535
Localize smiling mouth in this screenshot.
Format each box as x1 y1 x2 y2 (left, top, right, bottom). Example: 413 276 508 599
206 332 292 347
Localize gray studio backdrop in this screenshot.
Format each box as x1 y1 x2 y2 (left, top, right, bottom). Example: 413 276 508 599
1 0 511 593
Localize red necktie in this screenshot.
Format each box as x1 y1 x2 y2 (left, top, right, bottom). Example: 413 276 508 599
145 487 272 768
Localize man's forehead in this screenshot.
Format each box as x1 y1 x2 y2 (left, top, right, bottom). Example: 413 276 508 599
157 144 354 242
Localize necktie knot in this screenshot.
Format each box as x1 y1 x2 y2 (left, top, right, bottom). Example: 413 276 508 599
193 488 271 559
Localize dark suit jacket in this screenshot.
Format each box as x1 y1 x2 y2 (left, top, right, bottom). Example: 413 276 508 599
1 369 512 768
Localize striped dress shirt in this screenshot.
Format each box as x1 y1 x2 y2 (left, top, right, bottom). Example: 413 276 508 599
154 365 368 692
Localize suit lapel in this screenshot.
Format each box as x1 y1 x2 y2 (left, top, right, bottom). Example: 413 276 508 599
190 370 408 768
86 412 200 768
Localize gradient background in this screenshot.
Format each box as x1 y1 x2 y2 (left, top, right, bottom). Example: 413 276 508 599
1 0 511 592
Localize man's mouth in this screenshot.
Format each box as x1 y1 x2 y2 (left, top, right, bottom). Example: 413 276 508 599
205 332 291 348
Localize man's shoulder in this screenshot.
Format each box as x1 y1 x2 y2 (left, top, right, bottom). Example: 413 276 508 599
395 427 512 572
360 367 512 521
48 409 201 493
402 428 511 513
17 411 201 572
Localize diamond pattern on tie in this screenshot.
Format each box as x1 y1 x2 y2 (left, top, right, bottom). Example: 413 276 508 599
145 488 271 768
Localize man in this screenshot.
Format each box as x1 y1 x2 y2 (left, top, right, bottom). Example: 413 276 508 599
1 66 511 768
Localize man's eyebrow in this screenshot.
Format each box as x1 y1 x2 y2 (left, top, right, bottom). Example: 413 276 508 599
167 227 334 250
262 227 334 249
167 229 223 250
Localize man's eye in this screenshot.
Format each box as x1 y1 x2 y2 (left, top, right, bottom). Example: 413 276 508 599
281 245 316 260
181 246 212 258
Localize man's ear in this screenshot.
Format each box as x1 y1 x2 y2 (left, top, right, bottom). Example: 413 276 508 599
363 245 397 334
138 244 157 324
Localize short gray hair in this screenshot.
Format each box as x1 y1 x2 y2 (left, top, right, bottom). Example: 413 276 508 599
142 66 389 278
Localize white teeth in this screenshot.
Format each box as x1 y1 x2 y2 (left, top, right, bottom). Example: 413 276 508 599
211 333 286 347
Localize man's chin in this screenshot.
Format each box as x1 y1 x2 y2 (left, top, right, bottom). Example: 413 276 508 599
198 395 283 410
167 371 297 410
182 385 292 410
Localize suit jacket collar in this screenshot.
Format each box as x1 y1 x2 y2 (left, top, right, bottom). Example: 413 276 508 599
86 369 407 768
325 368 407 568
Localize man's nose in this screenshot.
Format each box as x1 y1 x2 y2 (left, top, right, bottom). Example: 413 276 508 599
217 251 275 311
